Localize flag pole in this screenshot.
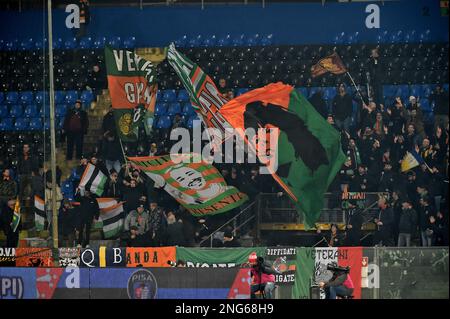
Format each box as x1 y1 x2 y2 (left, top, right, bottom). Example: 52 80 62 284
346 71 367 106
47 0 59 251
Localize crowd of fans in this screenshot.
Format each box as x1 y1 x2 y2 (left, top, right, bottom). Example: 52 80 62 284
1 45 448 249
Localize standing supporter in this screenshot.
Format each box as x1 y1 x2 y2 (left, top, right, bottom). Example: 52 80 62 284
309 89 328 119
44 181 63 232
63 100 89 160
102 131 122 174
104 170 121 198
122 179 143 214
397 199 417 247
367 47 383 105
148 201 167 247
164 211 186 246
123 204 151 247
0 199 21 247
17 143 38 199
77 190 99 248
332 83 353 132
58 200 78 247
0 169 17 207
373 197 394 246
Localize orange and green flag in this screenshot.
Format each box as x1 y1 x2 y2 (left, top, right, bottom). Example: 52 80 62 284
128 154 248 217
311 52 347 78
105 45 158 141
217 82 346 228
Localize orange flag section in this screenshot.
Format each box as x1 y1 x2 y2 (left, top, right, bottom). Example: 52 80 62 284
218 82 293 129
107 74 156 110
126 247 176 267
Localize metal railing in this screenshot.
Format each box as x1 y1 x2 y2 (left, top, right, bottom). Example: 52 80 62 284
199 199 257 247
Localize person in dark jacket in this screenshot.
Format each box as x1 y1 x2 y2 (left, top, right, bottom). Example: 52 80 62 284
344 200 363 246
58 200 78 247
0 169 17 206
367 47 383 105
148 201 167 247
332 83 353 132
102 131 122 174
327 223 343 247
397 199 418 247
0 199 21 247
222 229 241 248
77 190 100 248
373 197 394 246
17 143 38 199
104 170 121 198
418 196 436 247
31 169 44 199
249 253 281 299
102 105 116 136
122 179 143 214
63 100 89 160
164 211 186 246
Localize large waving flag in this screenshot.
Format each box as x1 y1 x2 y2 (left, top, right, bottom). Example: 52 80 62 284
166 43 234 134
217 82 346 228
105 46 158 141
97 198 125 238
128 154 248 217
34 195 46 231
11 197 21 233
79 163 107 197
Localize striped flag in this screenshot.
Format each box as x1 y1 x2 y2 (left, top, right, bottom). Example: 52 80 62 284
11 197 21 233
97 198 125 238
34 195 46 231
79 163 107 197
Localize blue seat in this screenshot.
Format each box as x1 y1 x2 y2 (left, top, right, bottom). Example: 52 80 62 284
323 87 337 100
217 35 231 47
177 90 190 102
443 84 449 91
246 34 260 46
296 87 308 97
419 99 432 112
155 116 172 129
186 115 201 129
61 179 74 201
54 91 66 104
5 39 19 51
409 85 423 98
29 118 43 130
19 38 34 50
0 92 4 104
56 104 68 117
188 35 202 48
237 88 249 96
260 34 274 46
23 104 39 118
154 103 168 116
232 34 245 47
34 38 48 49
19 91 34 105
182 102 196 116
175 35 188 48
79 36 92 49
57 117 65 129
9 105 23 117
65 90 79 105
162 90 176 103
52 38 63 50
39 105 50 117
14 118 29 131
64 37 78 50
43 118 51 130
0 118 14 131
107 36 122 47
6 91 19 104
35 91 49 105
422 84 435 98
405 30 418 43
167 102 182 116
202 35 217 47
333 32 346 45
376 30 389 44
0 105 8 118
123 36 136 49
93 36 106 49
80 90 94 104
394 85 409 100
309 87 321 98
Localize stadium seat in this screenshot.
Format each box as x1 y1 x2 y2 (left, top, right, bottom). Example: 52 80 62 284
167 102 182 116
0 118 14 131
54 91 66 104
0 92 4 104
177 90 190 102
23 104 39 118
0 105 8 118
65 90 79 105
93 36 106 49
56 104 68 117
260 34 274 46
5 39 19 51
5 91 19 104
107 36 122 47
217 35 231 47
175 35 188 48
39 105 51 117
182 102 196 116
19 91 34 105
9 105 23 117
35 91 49 105
80 90 94 104
297 87 309 97
123 36 136 49
236 88 249 96
155 116 172 129
188 35 202 48
322 87 337 100
409 85 423 98
161 90 177 103
202 35 217 47
79 36 92 49
154 103 168 116
14 118 29 131
28 118 43 130
19 38 34 50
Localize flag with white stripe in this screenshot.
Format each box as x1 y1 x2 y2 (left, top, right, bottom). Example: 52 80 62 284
34 195 46 231
79 163 107 197
97 198 125 238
